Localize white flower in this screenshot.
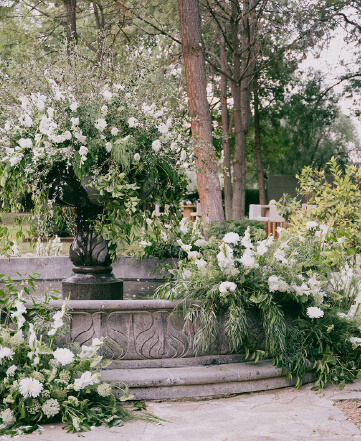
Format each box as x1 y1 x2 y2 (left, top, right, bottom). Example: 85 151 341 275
239 249 258 269
74 130 87 144
152 139 161 153
0 347 15 363
306 306 324 319
102 90 113 101
223 232 240 245
53 348 74 366
195 259 208 269
241 227 253 249
19 113 33 127
291 282 310 297
219 281 237 294
177 240 192 252
217 243 234 271
170 142 177 151
256 240 268 256
71 117 79 126
19 377 43 398
188 251 200 259
194 239 207 247
95 118 107 132
306 221 318 230
73 371 100 391
157 123 169 135
18 138 33 149
101 105 108 115
97 383 112 397
111 127 119 136
140 240 152 247
350 337 361 347
105 142 112 153
0 409 16 427
180 149 187 161
128 117 139 128
268 275 290 293
179 220 189 234
133 153 140 161
70 102 78 111
6 365 17 377
63 131 72 140
79 146 88 156
274 248 288 265
161 231 168 241
42 398 60 418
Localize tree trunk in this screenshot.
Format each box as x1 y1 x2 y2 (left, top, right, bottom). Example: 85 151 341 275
230 0 246 220
231 0 257 219
178 0 225 225
220 35 232 220
253 79 267 205
63 0 77 59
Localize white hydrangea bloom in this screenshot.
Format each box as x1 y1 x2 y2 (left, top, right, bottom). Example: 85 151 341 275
0 409 16 427
223 232 240 245
53 348 74 366
95 118 107 132
18 138 33 149
42 399 60 418
152 139 161 153
128 117 139 128
239 249 258 269
306 306 324 319
219 281 237 293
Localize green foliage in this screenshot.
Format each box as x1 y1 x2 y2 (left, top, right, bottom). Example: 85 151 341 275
0 274 156 436
206 218 266 242
291 157 361 256
155 224 361 389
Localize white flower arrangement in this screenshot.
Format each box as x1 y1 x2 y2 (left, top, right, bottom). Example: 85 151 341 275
0 280 139 436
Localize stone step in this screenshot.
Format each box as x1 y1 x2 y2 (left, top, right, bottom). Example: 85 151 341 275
101 360 314 400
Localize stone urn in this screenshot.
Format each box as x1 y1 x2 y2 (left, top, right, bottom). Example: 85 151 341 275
47 167 123 300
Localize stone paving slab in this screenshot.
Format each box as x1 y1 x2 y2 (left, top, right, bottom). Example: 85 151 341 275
7 380 361 441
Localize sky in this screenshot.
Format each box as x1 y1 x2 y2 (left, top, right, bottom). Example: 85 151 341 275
300 27 361 142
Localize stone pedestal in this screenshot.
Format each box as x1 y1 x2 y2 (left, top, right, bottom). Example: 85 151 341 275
62 268 123 300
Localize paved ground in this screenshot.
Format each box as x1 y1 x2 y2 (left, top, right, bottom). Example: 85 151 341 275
5 381 361 441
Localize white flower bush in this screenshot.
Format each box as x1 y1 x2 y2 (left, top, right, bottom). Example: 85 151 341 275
155 222 361 390
0 59 192 258
0 275 143 436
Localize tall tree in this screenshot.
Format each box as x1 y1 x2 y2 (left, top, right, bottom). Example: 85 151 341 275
178 0 225 224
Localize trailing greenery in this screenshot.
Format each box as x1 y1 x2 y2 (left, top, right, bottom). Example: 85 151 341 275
155 222 361 389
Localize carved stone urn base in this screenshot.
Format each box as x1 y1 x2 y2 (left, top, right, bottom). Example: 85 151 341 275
62 267 123 300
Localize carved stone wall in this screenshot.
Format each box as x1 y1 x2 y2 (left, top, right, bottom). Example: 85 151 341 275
52 300 259 368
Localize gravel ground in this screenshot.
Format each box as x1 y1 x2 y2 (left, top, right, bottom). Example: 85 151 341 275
335 399 361 429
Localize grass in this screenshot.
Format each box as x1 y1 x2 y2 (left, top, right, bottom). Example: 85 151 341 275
1 212 69 256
